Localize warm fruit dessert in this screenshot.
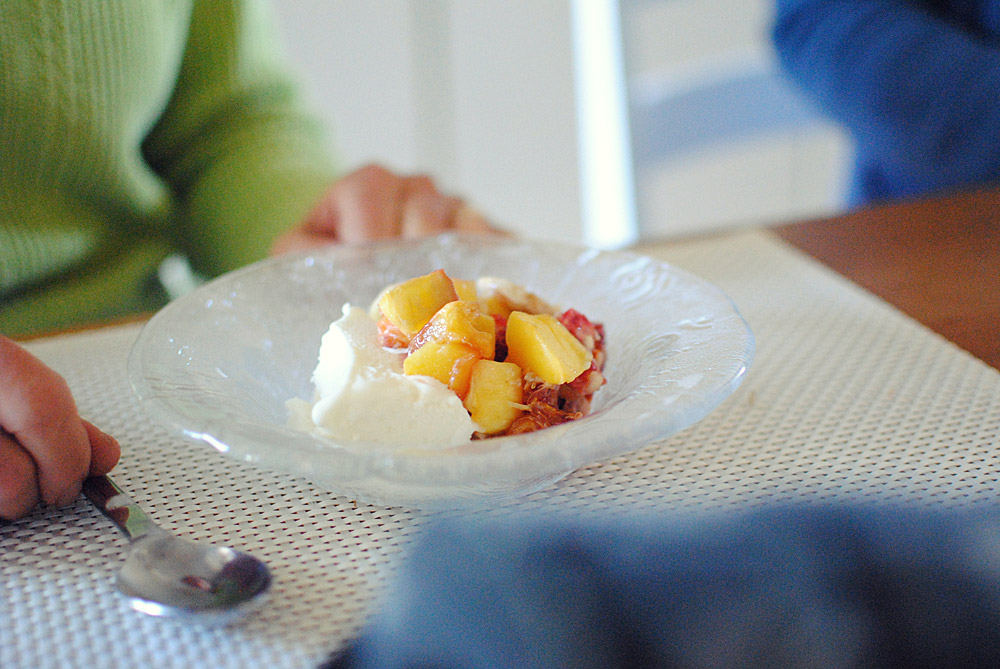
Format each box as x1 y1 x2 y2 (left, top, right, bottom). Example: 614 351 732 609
374 269 606 437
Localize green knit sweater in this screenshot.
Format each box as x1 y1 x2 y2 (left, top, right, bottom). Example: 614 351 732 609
0 0 338 337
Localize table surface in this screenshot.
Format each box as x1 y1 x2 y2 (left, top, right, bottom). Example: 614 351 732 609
774 186 1000 371
4 191 1000 668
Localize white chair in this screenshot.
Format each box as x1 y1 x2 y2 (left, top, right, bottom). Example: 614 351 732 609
571 0 850 245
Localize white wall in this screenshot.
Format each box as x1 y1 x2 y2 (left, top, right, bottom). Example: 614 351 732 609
273 0 420 168
272 0 851 246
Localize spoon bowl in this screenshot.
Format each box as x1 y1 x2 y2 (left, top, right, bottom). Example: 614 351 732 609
83 475 272 624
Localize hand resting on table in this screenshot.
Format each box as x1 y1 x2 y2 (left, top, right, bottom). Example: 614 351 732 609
0 335 120 520
272 164 499 254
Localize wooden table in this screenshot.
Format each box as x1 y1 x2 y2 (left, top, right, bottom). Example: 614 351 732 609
774 186 1000 371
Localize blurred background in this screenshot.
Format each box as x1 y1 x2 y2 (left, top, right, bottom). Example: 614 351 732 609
274 0 852 248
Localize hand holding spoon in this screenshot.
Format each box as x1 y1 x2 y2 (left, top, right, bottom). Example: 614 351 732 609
82 474 272 625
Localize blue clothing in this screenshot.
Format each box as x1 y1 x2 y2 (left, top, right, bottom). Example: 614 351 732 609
325 504 1000 668
772 0 1000 205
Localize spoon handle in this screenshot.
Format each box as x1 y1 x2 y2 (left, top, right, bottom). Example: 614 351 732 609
82 475 161 542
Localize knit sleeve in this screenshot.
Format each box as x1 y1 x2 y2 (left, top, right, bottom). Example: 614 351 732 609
141 0 338 277
771 0 1000 194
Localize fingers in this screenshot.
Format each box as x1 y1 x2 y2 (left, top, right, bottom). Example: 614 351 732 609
400 175 463 237
455 203 506 234
0 431 40 521
269 227 320 256
83 420 121 477
302 164 405 245
0 337 110 515
337 164 410 243
272 164 507 255
0 420 119 521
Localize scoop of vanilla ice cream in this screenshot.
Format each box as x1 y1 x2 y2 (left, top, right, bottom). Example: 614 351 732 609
312 304 399 401
293 304 476 447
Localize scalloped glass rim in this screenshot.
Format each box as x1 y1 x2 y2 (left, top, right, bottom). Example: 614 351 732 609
128 233 754 507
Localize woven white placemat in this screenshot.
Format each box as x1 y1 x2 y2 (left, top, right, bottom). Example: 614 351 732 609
3 228 999 668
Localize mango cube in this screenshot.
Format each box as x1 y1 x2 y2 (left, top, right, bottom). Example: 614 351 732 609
403 341 480 398
475 277 558 318
377 269 458 337
409 300 495 360
505 311 592 384
453 278 478 302
464 359 524 434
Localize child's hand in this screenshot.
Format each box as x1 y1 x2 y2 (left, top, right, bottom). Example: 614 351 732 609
0 336 120 520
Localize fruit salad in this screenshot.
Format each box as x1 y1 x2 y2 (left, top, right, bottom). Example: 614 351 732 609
373 269 606 438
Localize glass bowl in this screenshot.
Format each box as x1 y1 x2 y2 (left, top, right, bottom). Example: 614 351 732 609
128 233 754 508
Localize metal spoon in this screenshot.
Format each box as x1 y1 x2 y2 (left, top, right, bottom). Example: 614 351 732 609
82 474 272 625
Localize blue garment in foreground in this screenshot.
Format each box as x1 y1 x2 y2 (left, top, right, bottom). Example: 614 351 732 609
772 0 1000 206
325 504 1000 668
